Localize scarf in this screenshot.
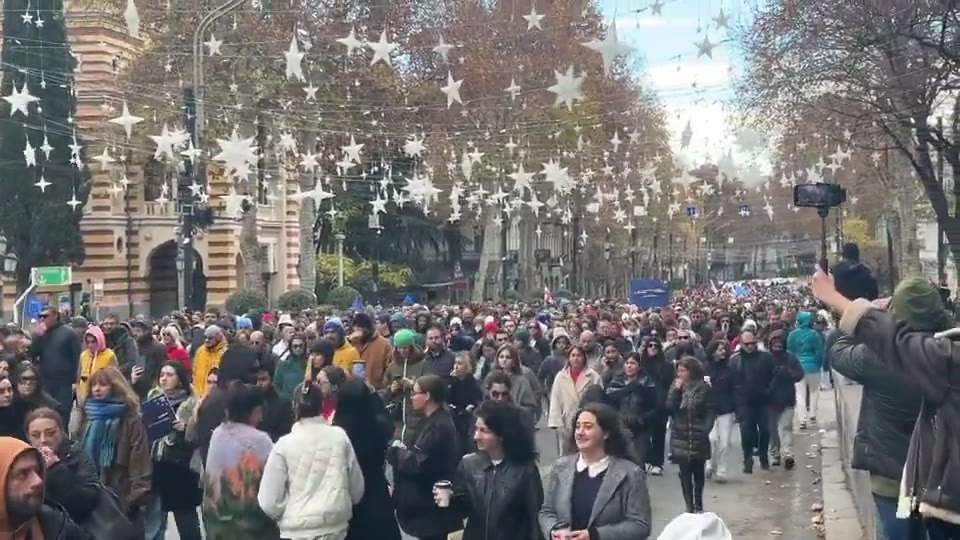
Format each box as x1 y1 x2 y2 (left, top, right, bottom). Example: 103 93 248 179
163 388 190 409
81 398 127 472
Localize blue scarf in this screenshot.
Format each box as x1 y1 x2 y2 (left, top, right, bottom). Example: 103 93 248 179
81 398 127 473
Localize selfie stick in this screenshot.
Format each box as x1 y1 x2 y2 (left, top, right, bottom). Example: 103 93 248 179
818 207 830 273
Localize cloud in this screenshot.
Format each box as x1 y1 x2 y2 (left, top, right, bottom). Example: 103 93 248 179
646 60 731 91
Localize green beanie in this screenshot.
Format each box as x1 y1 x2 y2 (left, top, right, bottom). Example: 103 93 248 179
394 328 417 348
514 328 530 342
891 276 954 332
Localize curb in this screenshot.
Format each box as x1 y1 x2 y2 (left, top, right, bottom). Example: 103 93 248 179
820 385 867 540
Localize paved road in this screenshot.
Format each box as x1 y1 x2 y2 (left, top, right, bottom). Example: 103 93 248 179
168 393 827 539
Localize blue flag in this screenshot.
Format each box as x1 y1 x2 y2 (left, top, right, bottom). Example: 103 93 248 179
403 293 416 306
351 297 364 312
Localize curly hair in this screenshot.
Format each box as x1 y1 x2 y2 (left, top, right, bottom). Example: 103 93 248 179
566 402 637 463
475 400 537 463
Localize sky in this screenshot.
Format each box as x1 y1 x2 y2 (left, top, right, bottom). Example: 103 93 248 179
597 0 769 182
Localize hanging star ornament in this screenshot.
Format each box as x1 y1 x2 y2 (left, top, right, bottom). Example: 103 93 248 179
23 139 36 167
336 28 364 56
109 101 143 139
341 135 364 164
504 77 521 101
547 66 585 111
213 128 259 180
523 4 545 30
204 33 223 56
509 164 535 194
714 8 729 30
124 0 140 38
66 194 82 211
440 71 464 108
3 81 40 116
695 34 716 59
433 35 456 63
284 36 306 82
650 0 664 15
94 147 116 170
580 22 633 76
367 30 398 67
403 136 426 158
34 176 51 192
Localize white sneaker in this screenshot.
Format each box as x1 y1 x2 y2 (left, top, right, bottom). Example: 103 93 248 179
650 466 663 476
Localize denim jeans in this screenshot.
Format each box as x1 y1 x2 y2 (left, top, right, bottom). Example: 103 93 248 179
873 494 910 540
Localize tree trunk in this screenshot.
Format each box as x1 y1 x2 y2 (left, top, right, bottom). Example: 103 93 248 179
471 211 500 302
298 131 317 294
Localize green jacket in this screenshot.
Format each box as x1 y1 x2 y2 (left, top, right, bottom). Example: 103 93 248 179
273 354 306 401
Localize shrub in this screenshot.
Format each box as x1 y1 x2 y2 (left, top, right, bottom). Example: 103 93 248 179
553 289 574 300
225 289 267 315
504 289 522 301
326 286 361 309
277 288 317 312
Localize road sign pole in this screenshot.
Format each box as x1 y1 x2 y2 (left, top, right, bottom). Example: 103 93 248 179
13 270 37 328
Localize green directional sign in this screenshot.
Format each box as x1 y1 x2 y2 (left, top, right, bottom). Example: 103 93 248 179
33 266 72 287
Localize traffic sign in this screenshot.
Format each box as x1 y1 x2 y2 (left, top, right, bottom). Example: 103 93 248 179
33 266 72 287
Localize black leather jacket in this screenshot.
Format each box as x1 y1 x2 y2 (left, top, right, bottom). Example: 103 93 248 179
829 332 921 482
453 453 544 540
705 358 736 415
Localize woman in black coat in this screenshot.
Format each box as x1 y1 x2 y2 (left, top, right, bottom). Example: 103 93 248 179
667 356 714 514
334 377 401 540
448 353 483 457
601 352 659 465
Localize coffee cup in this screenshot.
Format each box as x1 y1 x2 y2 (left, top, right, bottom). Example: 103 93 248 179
433 480 452 507
551 522 572 540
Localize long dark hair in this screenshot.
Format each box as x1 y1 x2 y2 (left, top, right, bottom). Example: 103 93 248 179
475 400 536 463
566 402 637 463
13 362 57 407
334 378 393 465
676 356 706 381
640 337 664 361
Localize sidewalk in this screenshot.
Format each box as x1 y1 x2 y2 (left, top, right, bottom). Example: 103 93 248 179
821 378 870 540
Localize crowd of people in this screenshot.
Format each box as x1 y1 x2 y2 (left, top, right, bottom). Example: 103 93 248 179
0 241 953 540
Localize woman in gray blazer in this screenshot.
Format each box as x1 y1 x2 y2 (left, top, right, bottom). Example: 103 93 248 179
539 402 652 540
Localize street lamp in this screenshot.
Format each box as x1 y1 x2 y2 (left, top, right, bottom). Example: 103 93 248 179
335 233 346 288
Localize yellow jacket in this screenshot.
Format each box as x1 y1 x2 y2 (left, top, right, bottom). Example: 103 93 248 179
193 339 226 398
304 342 361 380
77 349 117 403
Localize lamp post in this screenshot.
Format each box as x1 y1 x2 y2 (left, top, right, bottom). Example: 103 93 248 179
368 214 382 295
0 235 17 320
335 233 346 288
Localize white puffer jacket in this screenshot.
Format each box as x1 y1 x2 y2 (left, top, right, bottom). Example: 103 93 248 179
258 416 365 539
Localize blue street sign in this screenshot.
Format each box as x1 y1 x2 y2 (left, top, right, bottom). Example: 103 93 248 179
25 297 43 320
686 205 698 218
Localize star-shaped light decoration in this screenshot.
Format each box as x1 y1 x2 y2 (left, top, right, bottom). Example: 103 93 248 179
580 22 633 76
149 124 183 161
34 176 51 192
23 139 36 167
403 136 426 158
367 30 398 67
181 141 202 165
509 164 535 194
542 159 574 194
341 135 364 164
402 173 442 210
504 137 518 154
66 193 82 211
204 34 223 56
284 36 306 82
695 34 716 59
278 132 298 154
609 130 622 153
460 151 474 181
124 0 140 37
303 83 319 101
440 71 464 108
109 101 143 139
213 129 259 180
433 35 456 63
764 202 775 220
221 188 248 219
336 28 364 56
547 66 585 111
650 0 664 15
526 196 544 217
504 77 521 102
3 81 40 117
523 4 545 31
306 183 335 206
299 151 319 172
714 8 729 30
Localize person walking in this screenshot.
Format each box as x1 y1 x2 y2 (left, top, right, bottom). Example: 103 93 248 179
258 382 365 540
786 311 824 429
548 345 602 455
76 326 117 404
387 374 462 540
599 352 659 465
703 340 735 482
729 331 775 474
639 337 672 476
27 306 81 426
766 330 804 469
667 357 713 514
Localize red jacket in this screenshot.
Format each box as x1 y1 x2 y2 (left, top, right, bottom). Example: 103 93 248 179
166 344 192 372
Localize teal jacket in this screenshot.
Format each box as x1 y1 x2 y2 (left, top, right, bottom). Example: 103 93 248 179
786 311 825 374
273 354 306 401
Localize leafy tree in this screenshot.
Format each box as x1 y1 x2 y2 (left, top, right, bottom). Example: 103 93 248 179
276 288 318 311
0 0 91 291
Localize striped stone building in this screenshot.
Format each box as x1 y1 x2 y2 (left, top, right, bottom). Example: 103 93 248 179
1 11 301 319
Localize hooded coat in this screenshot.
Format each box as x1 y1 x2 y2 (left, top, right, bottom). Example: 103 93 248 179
105 324 139 374
0 437 88 539
380 348 434 445
192 331 227 398
786 311 825 374
77 327 117 403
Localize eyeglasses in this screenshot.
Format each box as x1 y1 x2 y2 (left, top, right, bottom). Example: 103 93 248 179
647 344 659 349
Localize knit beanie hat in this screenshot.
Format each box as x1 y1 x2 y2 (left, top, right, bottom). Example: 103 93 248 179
891 276 954 332
514 328 530 342
323 317 345 337
394 329 417 348
236 316 253 330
